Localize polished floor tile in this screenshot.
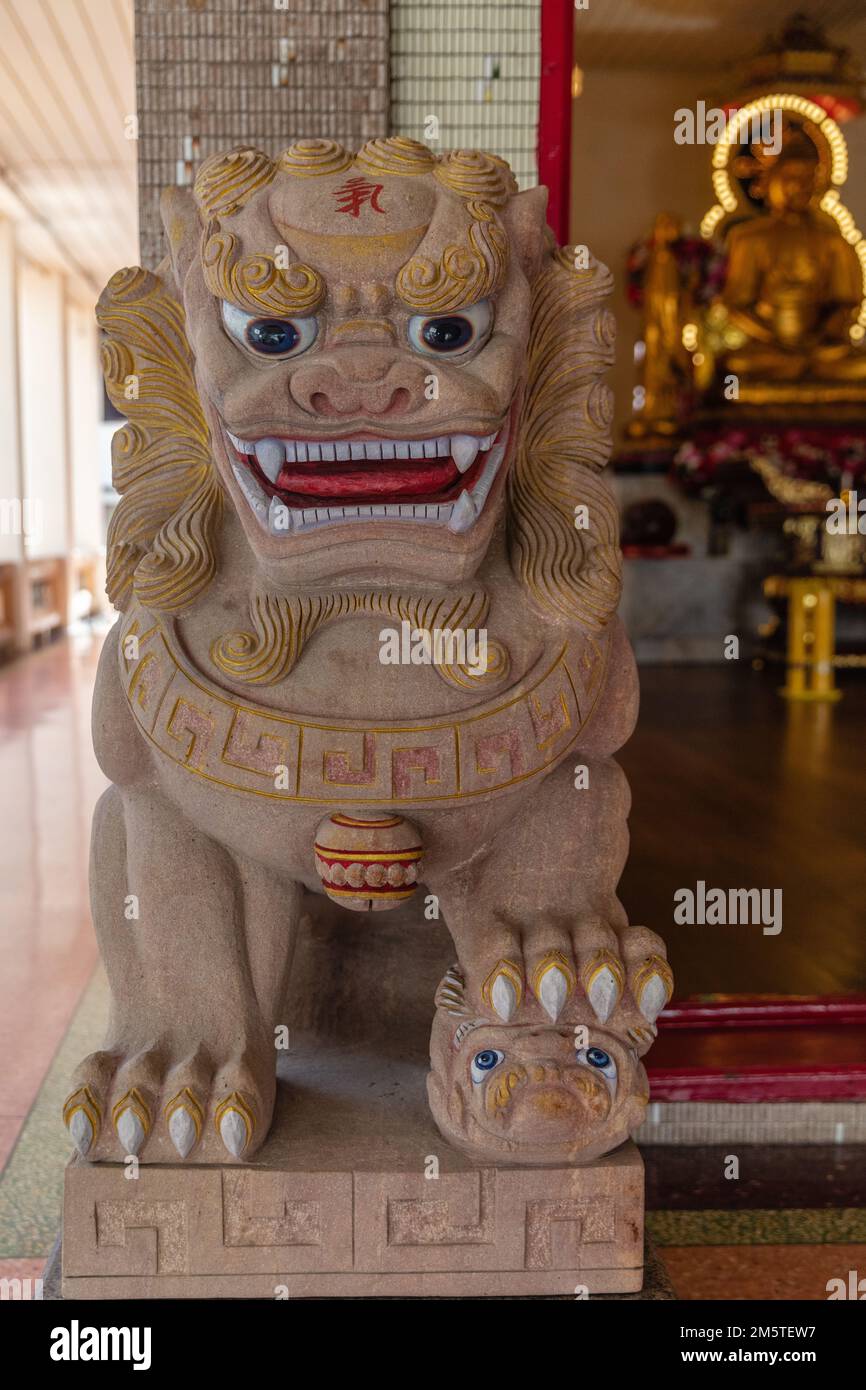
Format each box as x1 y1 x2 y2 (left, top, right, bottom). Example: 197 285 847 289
0 631 105 1147
664 1244 866 1300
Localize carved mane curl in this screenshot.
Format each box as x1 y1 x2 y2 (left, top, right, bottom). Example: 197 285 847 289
98 266 222 613
508 243 622 631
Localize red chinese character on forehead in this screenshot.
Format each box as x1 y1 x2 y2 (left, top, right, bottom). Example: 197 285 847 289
334 176 385 217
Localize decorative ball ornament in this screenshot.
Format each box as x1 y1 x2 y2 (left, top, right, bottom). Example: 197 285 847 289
314 812 423 912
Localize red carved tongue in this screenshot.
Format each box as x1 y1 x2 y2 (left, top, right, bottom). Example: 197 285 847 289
276 459 459 500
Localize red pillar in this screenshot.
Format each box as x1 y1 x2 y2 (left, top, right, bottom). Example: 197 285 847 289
537 0 573 244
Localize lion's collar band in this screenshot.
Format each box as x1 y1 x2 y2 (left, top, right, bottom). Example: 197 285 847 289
119 602 610 807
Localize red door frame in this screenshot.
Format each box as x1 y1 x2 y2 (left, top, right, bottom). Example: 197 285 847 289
537 0 573 244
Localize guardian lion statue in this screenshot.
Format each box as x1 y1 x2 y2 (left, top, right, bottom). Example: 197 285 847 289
63 138 672 1168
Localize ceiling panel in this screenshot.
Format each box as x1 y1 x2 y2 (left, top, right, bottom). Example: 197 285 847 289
573 0 866 72
0 0 137 300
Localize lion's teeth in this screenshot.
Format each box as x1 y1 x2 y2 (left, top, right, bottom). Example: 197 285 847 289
268 495 294 534
232 463 268 518
227 429 254 455
471 434 509 512
228 425 508 536
451 434 481 473
447 489 478 534
254 438 284 483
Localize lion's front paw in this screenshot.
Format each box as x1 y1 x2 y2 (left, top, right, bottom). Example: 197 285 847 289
448 917 672 1031
62 1038 275 1164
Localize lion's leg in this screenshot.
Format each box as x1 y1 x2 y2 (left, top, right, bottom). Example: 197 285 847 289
63 785 300 1163
429 757 667 1020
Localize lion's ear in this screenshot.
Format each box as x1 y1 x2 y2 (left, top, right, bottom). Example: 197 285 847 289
160 185 202 293
504 185 549 282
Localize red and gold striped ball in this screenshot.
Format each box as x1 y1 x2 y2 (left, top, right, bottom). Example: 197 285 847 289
314 812 423 912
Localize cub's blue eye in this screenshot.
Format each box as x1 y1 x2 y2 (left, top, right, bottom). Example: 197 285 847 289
247 319 300 354
221 300 318 358
470 1048 504 1084
575 1045 618 1093
586 1047 611 1069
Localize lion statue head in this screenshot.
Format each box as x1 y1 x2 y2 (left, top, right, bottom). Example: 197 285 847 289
97 138 621 675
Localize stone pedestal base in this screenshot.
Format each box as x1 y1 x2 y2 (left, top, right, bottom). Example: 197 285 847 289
62 1137 643 1298
61 906 645 1297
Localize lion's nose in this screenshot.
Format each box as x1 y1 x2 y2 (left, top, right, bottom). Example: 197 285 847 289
307 381 413 419
290 352 426 419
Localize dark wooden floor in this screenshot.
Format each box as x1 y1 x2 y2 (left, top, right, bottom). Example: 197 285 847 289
618 664 866 997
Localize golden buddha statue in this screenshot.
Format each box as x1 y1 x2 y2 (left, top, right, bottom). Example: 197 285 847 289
721 130 866 394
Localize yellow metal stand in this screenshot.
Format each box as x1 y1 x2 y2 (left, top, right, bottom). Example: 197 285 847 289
764 576 842 702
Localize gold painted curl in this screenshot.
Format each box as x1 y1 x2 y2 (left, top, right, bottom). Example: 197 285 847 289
396 209 508 312
355 136 437 178
98 266 222 614
202 228 324 315
434 149 517 206
193 146 276 217
279 138 354 178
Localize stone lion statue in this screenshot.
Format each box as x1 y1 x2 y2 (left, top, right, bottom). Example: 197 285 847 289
62 138 672 1167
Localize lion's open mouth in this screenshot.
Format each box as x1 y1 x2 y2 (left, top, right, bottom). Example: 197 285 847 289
223 420 511 536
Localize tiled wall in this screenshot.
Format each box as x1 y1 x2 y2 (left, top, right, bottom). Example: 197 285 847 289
134 0 542 268
389 0 541 187
134 0 389 268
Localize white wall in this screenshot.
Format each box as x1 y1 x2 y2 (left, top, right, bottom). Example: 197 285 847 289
17 261 68 559
0 219 22 564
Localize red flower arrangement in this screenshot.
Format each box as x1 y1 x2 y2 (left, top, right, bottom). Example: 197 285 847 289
674 426 866 495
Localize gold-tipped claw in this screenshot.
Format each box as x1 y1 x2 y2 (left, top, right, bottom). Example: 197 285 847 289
164 1087 204 1159
481 959 523 1021
63 1086 101 1157
215 1091 255 1158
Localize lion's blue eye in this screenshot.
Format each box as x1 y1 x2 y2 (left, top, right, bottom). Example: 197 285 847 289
248 319 300 354
470 1049 504 1084
408 299 493 358
575 1045 617 1092
221 300 318 358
